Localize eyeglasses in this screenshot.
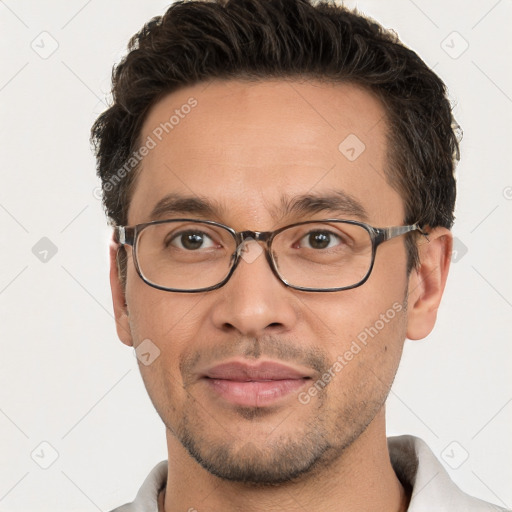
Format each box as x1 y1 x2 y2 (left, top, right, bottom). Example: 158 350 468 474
116 219 426 293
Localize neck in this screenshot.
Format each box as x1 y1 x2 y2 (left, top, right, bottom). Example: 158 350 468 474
161 409 410 512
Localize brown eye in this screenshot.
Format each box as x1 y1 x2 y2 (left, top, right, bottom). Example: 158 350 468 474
298 230 341 250
170 231 215 250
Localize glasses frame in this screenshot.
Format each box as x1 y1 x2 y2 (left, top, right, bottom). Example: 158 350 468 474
116 218 427 293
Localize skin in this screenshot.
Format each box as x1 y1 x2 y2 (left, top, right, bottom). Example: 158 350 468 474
109 79 452 511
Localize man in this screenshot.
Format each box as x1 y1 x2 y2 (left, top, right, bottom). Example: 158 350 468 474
91 0 508 510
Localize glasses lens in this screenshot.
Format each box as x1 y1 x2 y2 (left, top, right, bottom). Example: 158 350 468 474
135 221 236 290
272 221 373 290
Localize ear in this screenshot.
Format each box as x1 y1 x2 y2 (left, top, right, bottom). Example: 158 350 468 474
109 233 134 347
406 227 452 340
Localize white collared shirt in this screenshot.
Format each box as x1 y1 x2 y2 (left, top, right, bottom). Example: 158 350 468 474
110 435 509 511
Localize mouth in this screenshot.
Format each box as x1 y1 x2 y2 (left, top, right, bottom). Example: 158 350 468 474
200 360 313 408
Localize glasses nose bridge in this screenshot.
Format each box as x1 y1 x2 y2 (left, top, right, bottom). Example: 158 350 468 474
239 230 272 242
235 230 273 257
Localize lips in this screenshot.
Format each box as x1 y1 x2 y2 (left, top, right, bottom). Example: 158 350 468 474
204 361 311 381
201 361 312 407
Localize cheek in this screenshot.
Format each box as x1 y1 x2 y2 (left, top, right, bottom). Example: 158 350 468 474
125 278 207 384
317 303 407 418
130 296 203 418
371 237 410 290
297 276 408 352
126 265 204 340
295 275 408 401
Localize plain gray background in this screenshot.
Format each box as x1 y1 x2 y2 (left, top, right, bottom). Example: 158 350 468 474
1 1 511 510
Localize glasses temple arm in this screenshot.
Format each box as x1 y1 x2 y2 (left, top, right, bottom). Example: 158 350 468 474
382 223 429 242
114 226 137 246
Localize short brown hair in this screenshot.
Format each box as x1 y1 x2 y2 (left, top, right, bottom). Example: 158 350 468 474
91 0 460 277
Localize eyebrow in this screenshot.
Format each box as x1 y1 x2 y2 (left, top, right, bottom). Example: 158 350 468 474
149 193 223 220
278 191 368 222
147 190 368 223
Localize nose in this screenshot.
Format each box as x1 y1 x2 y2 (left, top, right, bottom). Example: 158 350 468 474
210 239 298 337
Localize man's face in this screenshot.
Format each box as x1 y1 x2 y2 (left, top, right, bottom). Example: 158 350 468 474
117 79 415 483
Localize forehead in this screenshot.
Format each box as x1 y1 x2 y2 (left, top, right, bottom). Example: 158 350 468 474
128 79 404 227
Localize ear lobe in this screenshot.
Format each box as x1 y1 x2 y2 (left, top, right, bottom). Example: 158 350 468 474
109 234 134 347
406 228 452 340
